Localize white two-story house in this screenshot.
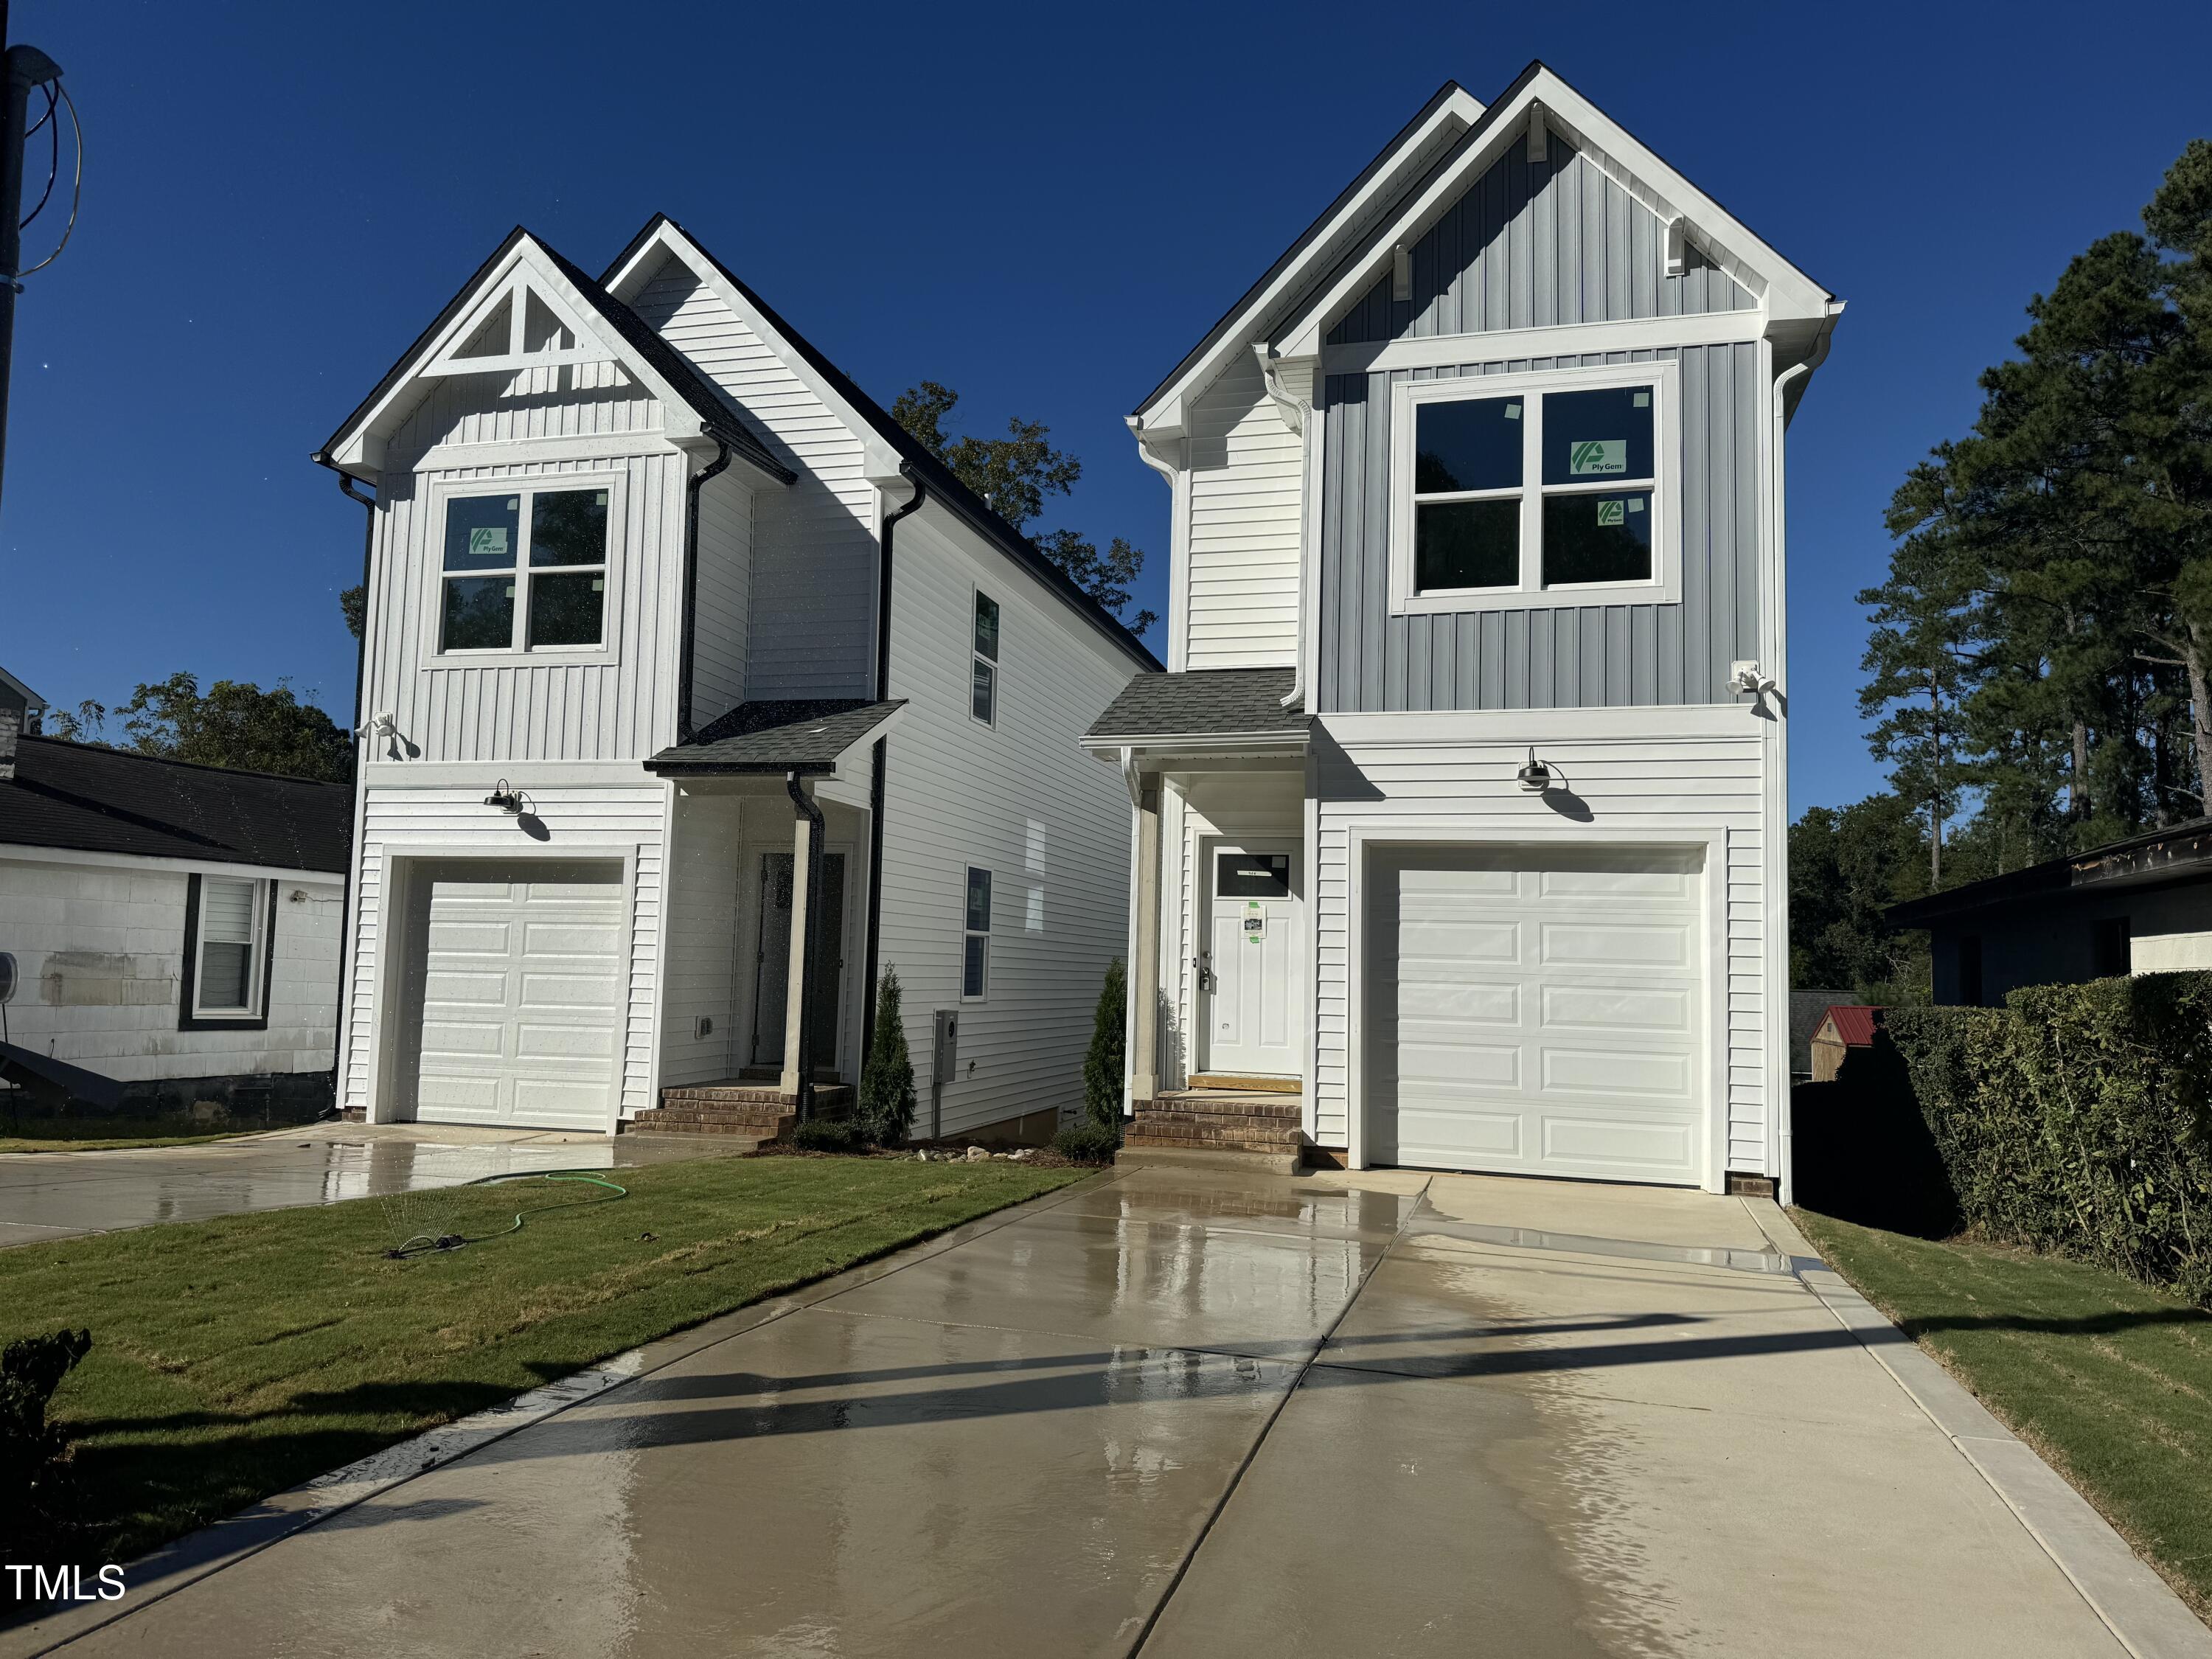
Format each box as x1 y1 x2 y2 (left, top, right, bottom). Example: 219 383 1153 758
319 218 1156 1142
1086 63 1841 1197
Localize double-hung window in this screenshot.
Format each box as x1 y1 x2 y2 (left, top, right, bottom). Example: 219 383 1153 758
1390 363 1677 613
970 591 1000 725
961 867 992 999
183 874 271 1028
438 483 612 654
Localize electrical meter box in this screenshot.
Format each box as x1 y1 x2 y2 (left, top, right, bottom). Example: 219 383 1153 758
933 1009 959 1085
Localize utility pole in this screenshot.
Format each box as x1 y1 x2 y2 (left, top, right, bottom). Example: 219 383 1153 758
0 1 63 519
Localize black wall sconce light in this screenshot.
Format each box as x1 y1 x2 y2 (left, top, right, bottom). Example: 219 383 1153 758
1515 747 1554 793
483 779 531 815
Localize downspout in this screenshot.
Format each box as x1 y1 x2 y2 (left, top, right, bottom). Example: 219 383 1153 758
787 769 826 1124
675 437 734 745
327 465 375 1113
860 467 928 1073
1770 354 1815 1206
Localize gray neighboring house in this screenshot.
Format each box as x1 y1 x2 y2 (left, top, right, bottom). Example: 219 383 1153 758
1888 819 2212 1006
0 698 352 1117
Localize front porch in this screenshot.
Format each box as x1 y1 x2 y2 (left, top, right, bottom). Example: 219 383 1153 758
1122 1085 1305 1176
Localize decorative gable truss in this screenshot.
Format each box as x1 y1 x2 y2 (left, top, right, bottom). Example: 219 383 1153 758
319 229 792 487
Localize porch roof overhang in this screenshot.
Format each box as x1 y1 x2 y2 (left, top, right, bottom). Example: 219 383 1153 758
644 698 905 777
1081 667 1311 765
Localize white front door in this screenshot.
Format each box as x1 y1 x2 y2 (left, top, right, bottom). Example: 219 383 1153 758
1203 844 1301 1077
411 860 626 1130
1370 845 1705 1184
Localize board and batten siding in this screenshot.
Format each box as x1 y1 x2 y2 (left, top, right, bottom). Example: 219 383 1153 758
361 451 689 763
1184 349 1302 669
0 854 341 1082
658 787 742 1090
876 512 1140 1138
688 469 754 728
1318 341 1761 712
1310 723 1771 1175
1326 139 1753 346
338 783 669 1121
386 361 664 457
628 254 875 700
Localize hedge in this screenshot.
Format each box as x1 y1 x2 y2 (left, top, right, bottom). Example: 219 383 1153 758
1881 971 2212 1304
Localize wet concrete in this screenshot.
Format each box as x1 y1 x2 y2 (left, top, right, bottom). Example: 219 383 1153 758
0 1123 731 1246
10 1169 2141 1657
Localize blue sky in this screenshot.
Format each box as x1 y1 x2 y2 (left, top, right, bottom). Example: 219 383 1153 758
1 2 2205 815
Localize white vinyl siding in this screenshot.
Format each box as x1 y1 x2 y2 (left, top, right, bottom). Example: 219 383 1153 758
386 359 662 458
0 853 339 1081
689 469 754 726
658 787 742 1088
1308 714 1770 1175
626 254 875 700
875 510 1139 1138
1185 349 1303 669
338 783 669 1120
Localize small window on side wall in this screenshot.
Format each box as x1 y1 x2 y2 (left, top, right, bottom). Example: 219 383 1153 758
961 867 992 999
182 874 274 1029
970 591 999 726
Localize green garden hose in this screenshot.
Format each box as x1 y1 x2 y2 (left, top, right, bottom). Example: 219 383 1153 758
386 1167 629 1259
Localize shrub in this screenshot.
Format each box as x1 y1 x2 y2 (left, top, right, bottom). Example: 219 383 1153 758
858 967 917 1147
1082 958 1127 1132
790 1117 859 1155
1052 1120 1121 1164
1879 973 2212 1304
1 1328 91 1553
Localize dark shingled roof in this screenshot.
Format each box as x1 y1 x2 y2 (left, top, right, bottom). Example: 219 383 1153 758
1886 816 2212 928
0 737 352 872
644 700 905 775
1085 669 1310 744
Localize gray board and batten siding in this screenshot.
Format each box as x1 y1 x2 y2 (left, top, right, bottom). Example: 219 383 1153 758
1316 138 1762 715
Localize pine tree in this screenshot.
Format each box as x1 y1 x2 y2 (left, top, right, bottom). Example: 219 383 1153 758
1082 959 1126 1133
858 967 917 1147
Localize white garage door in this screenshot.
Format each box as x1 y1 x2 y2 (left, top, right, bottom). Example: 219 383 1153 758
411 861 626 1131
1371 846 1705 1184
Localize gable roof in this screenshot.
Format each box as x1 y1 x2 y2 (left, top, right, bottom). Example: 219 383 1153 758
316 226 791 486
1138 61 1840 431
602 216 1161 675
1818 1006 1882 1048
0 664 45 710
0 736 352 873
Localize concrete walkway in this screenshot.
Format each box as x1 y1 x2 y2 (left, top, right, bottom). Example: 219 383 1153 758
0 1123 730 1246
8 1165 2200 1658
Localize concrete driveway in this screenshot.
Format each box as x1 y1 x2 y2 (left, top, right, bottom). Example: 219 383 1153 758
9 1166 2194 1658
0 1123 728 1246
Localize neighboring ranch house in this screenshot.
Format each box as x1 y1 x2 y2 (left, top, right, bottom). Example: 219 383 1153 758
317 219 1156 1141
0 703 350 1116
1087 63 1842 1197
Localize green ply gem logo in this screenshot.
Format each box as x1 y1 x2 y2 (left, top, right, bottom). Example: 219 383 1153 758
1568 439 1627 476
1596 499 1625 526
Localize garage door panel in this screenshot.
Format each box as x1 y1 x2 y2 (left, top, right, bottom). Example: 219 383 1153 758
412 860 625 1132
1374 847 1705 1186
1539 983 1693 1034
1540 1046 1693 1099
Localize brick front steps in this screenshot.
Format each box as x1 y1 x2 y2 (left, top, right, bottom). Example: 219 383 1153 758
1119 1088 1303 1177
629 1080 855 1141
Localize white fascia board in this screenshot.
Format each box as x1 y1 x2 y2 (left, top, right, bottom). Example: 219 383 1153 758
1318 703 1760 748
0 841 343 885
1273 72 1834 361
0 664 46 709
603 223 908 480
328 240 711 479
1133 86 1484 435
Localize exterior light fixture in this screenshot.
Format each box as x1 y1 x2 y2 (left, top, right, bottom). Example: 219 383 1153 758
483 779 527 814
1515 748 1553 793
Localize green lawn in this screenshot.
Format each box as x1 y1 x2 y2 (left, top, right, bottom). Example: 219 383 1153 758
1795 1209 2212 1618
0 1117 255 1155
4 1155 1085 1560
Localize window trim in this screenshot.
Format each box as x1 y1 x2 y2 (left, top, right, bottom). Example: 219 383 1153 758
960 866 992 1002
969 586 1000 728
421 473 626 667
1387 359 1680 616
178 873 278 1031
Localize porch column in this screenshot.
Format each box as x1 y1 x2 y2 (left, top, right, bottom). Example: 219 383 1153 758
1130 769 1162 1109
779 784 818 1100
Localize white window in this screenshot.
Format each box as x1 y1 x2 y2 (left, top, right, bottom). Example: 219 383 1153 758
1388 361 1679 614
961 867 992 999
970 591 1000 726
436 483 613 655
187 875 268 1023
